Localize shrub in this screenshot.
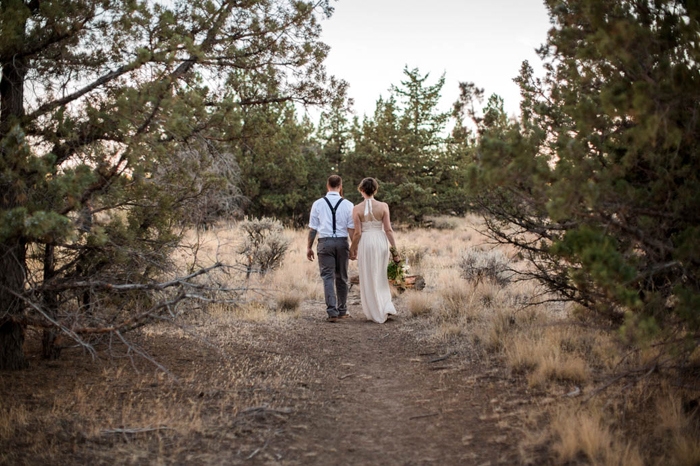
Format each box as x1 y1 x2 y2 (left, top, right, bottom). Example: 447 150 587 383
402 246 426 267
237 217 290 278
458 248 512 286
425 215 459 230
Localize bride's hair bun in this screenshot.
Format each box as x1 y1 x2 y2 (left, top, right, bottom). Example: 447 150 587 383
358 177 378 196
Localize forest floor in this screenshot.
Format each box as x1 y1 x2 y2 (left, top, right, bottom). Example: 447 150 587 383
0 285 543 465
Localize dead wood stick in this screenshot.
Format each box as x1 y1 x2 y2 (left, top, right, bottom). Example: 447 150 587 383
583 365 656 402
340 373 355 380
102 426 173 435
246 437 271 460
41 262 224 292
474 374 502 380
409 413 439 420
241 405 293 415
428 351 455 363
429 366 453 371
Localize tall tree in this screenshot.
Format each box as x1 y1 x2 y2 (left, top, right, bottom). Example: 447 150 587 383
237 102 327 224
461 0 700 355
0 0 335 369
343 95 403 205
316 86 353 173
434 110 476 216
344 67 452 221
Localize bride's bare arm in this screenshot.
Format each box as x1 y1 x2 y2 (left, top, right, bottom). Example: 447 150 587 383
349 208 362 259
382 205 400 261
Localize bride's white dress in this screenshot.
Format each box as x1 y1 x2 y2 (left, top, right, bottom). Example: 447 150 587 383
358 200 397 323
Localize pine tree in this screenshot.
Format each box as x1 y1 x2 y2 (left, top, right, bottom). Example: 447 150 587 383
316 83 353 174
237 102 327 224
0 0 334 369
344 67 453 222
463 0 700 355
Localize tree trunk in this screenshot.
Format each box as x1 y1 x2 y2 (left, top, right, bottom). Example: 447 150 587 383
0 321 27 370
0 9 29 369
0 57 26 135
42 244 62 360
0 240 28 370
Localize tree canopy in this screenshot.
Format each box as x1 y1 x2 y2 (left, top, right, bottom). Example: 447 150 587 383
342 67 471 221
0 0 336 369
460 0 700 354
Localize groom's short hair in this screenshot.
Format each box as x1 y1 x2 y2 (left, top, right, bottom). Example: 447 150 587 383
327 175 342 189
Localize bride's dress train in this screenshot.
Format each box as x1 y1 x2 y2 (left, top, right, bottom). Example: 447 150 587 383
358 200 397 323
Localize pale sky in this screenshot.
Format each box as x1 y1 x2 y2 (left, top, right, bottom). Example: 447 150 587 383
318 0 552 120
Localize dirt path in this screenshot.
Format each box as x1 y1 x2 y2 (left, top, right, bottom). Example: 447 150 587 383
258 289 521 465
1 288 526 465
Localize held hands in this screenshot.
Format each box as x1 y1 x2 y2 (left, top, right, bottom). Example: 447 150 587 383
390 246 401 264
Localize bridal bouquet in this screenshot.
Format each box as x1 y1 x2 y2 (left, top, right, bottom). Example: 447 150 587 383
387 247 410 283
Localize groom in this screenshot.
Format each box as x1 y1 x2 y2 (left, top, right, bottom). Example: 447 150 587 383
307 175 355 323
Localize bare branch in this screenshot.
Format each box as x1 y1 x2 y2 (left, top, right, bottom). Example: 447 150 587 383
40 262 225 293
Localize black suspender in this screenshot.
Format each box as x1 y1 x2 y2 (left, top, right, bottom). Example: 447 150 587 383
322 196 345 237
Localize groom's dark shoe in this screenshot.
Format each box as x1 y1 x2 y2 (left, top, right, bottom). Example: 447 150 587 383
337 314 352 319
326 316 339 323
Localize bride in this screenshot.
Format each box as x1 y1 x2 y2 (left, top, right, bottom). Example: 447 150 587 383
349 178 400 323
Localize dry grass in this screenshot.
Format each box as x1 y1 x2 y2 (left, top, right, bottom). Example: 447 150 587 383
425 215 461 230
275 291 304 312
655 389 700 466
403 290 437 317
269 232 324 301
506 327 590 388
551 404 645 466
387 216 699 465
7 216 697 464
194 217 699 466
0 304 318 464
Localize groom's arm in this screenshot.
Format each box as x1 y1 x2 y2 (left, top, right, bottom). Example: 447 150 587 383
307 228 317 261
349 209 361 260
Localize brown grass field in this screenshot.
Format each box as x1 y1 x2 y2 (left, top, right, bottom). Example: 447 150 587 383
1 215 698 465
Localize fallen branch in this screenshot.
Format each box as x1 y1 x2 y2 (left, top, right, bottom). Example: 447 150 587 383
584 364 659 402
429 366 453 371
428 352 454 363
101 426 174 435
39 262 226 293
246 437 271 460
409 413 439 420
241 405 293 416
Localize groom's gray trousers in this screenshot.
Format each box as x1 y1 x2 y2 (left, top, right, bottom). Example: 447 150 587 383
317 237 350 317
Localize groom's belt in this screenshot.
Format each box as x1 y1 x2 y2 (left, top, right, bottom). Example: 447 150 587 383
318 237 348 241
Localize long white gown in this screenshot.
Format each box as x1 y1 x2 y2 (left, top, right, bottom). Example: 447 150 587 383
357 199 397 323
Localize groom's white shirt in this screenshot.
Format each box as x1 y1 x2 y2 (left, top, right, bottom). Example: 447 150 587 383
309 191 354 238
